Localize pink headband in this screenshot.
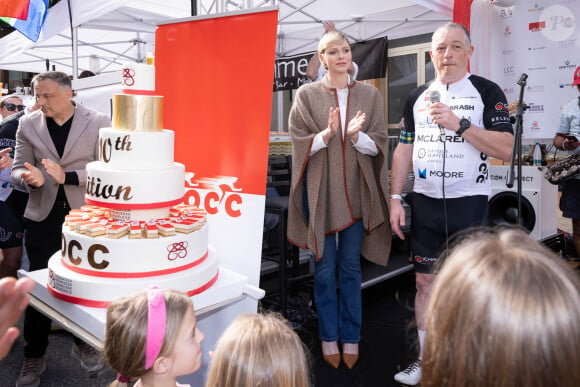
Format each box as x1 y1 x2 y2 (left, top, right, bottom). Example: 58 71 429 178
145 285 166 369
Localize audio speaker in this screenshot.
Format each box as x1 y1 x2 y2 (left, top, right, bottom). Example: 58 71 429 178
488 165 558 240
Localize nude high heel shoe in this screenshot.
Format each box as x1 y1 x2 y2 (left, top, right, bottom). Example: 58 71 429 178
342 343 359 369
342 352 359 369
322 353 341 368
321 341 341 368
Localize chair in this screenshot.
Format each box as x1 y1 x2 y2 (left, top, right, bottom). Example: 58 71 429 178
262 155 310 315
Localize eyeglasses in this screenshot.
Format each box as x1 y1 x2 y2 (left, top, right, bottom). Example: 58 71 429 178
1 102 26 112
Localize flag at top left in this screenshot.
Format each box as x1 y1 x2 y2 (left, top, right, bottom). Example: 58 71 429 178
0 0 30 20
0 0 49 42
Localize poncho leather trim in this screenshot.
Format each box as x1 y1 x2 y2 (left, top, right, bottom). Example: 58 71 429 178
287 77 392 266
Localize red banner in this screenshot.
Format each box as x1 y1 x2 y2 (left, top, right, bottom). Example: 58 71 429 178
155 10 278 196
453 0 473 31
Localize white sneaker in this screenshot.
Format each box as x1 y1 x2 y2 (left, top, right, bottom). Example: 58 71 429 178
16 357 46 387
71 342 104 372
394 359 421 386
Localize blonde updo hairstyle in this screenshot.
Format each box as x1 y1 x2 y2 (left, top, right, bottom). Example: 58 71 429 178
422 227 580 387
317 30 351 70
206 313 311 387
104 289 193 386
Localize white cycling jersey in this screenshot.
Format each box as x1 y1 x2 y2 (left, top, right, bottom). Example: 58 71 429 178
402 73 513 199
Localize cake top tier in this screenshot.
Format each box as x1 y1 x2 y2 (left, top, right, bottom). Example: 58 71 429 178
122 60 155 94
116 60 162 132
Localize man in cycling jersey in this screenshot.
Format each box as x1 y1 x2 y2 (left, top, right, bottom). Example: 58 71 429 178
389 22 514 385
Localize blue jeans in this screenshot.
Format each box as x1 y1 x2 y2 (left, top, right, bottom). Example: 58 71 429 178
314 221 363 343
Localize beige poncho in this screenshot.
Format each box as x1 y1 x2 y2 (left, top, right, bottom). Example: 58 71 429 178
287 77 391 266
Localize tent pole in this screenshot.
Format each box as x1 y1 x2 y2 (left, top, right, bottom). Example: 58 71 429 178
72 27 78 78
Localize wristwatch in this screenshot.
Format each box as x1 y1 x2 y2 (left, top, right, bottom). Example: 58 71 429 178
456 118 471 136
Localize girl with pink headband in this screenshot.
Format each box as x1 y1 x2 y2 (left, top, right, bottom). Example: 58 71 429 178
104 286 204 387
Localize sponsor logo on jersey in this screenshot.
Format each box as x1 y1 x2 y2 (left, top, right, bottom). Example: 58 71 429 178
414 255 438 265
417 148 465 160
451 95 478 100
491 116 511 125
416 134 466 143
429 170 465 179
418 168 427 179
450 104 475 111
495 102 509 112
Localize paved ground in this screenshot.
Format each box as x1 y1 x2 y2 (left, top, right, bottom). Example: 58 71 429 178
0 320 116 386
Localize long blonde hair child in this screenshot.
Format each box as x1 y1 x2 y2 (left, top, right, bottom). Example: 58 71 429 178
206 313 311 387
422 227 580 387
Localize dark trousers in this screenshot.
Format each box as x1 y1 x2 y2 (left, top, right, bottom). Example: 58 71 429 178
23 200 82 357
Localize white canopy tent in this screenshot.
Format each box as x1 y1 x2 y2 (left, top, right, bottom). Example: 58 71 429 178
0 0 452 76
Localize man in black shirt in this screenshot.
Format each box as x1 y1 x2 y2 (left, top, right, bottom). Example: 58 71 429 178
11 72 110 387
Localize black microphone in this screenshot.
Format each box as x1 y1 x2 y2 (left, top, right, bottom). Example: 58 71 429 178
517 73 528 86
430 90 445 135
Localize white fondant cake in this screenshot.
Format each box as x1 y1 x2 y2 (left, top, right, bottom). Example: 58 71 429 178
60 222 208 276
48 247 219 308
85 162 185 208
47 61 218 307
98 128 174 169
121 61 155 94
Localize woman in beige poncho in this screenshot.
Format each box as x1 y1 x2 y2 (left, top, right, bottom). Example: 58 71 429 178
287 30 391 370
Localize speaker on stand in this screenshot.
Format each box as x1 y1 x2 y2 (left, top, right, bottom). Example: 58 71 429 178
488 165 558 241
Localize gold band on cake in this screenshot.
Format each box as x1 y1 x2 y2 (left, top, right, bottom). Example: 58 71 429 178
112 94 163 132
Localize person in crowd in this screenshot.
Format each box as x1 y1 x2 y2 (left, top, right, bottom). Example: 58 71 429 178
0 87 41 279
78 70 96 78
104 287 204 387
552 65 580 257
306 21 358 82
0 94 25 119
11 71 110 387
288 29 391 369
0 277 34 360
389 22 514 385
0 94 26 278
206 313 310 387
422 227 580 387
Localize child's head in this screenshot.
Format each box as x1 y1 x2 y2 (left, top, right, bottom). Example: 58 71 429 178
422 227 580 387
104 287 204 385
206 313 310 387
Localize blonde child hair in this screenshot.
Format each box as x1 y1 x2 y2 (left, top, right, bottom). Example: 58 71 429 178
206 313 311 387
422 227 580 387
104 287 202 387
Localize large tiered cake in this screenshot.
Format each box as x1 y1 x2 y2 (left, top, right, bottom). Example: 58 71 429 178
46 61 219 308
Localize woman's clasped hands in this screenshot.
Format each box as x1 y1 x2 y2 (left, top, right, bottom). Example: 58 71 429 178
323 107 366 144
